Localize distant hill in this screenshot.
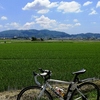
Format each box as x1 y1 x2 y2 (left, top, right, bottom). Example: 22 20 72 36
0 29 70 39
0 29 100 39
71 33 100 39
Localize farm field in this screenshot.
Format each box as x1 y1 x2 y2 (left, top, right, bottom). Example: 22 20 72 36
0 41 100 92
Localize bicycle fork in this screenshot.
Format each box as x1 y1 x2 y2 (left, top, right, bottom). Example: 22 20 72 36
37 85 47 100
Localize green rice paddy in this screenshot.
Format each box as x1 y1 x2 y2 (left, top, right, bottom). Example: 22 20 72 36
0 41 100 91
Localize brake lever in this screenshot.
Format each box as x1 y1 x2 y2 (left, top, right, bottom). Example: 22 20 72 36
33 71 37 76
39 68 44 73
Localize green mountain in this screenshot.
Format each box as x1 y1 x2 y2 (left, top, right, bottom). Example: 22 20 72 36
0 29 70 38
0 29 100 39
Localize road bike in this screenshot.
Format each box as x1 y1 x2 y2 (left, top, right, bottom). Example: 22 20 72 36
17 68 100 100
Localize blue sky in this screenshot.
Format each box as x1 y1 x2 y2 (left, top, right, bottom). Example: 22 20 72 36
0 0 100 34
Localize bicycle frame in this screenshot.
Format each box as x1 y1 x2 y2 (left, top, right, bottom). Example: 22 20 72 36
34 69 98 100
36 77 98 100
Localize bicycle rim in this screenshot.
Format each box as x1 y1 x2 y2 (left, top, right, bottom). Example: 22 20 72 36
71 82 99 100
17 86 53 100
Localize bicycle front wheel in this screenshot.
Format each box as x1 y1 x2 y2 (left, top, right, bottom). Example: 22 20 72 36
17 86 53 100
71 82 99 100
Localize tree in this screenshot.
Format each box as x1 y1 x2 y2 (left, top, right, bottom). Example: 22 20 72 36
31 37 37 41
40 38 44 41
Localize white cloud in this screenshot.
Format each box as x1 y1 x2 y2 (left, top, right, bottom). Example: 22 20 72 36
22 0 82 14
37 9 49 14
83 1 92 6
10 22 19 28
56 23 73 31
0 25 3 28
22 22 35 29
34 15 81 32
0 5 4 9
2 22 35 30
73 19 78 22
92 22 96 24
48 2 58 8
73 19 81 26
31 15 38 20
74 23 81 26
1 16 8 20
57 1 81 13
5 22 20 29
89 8 97 15
35 15 56 28
22 0 47 10
22 0 58 14
96 1 100 8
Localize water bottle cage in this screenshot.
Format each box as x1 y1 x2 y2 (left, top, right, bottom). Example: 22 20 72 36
55 87 64 97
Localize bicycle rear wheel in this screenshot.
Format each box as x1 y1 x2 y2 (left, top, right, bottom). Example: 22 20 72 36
71 82 99 100
17 86 53 100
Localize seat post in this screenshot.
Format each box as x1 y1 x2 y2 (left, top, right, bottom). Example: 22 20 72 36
72 69 86 82
73 74 79 82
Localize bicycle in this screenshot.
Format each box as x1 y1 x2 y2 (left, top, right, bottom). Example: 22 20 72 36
17 68 100 100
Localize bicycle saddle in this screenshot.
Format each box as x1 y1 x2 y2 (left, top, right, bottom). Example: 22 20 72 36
72 69 86 75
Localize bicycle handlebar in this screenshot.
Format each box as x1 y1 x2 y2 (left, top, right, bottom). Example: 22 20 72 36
33 68 52 86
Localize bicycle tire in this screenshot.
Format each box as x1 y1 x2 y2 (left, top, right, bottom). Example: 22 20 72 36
71 82 100 100
17 86 53 100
